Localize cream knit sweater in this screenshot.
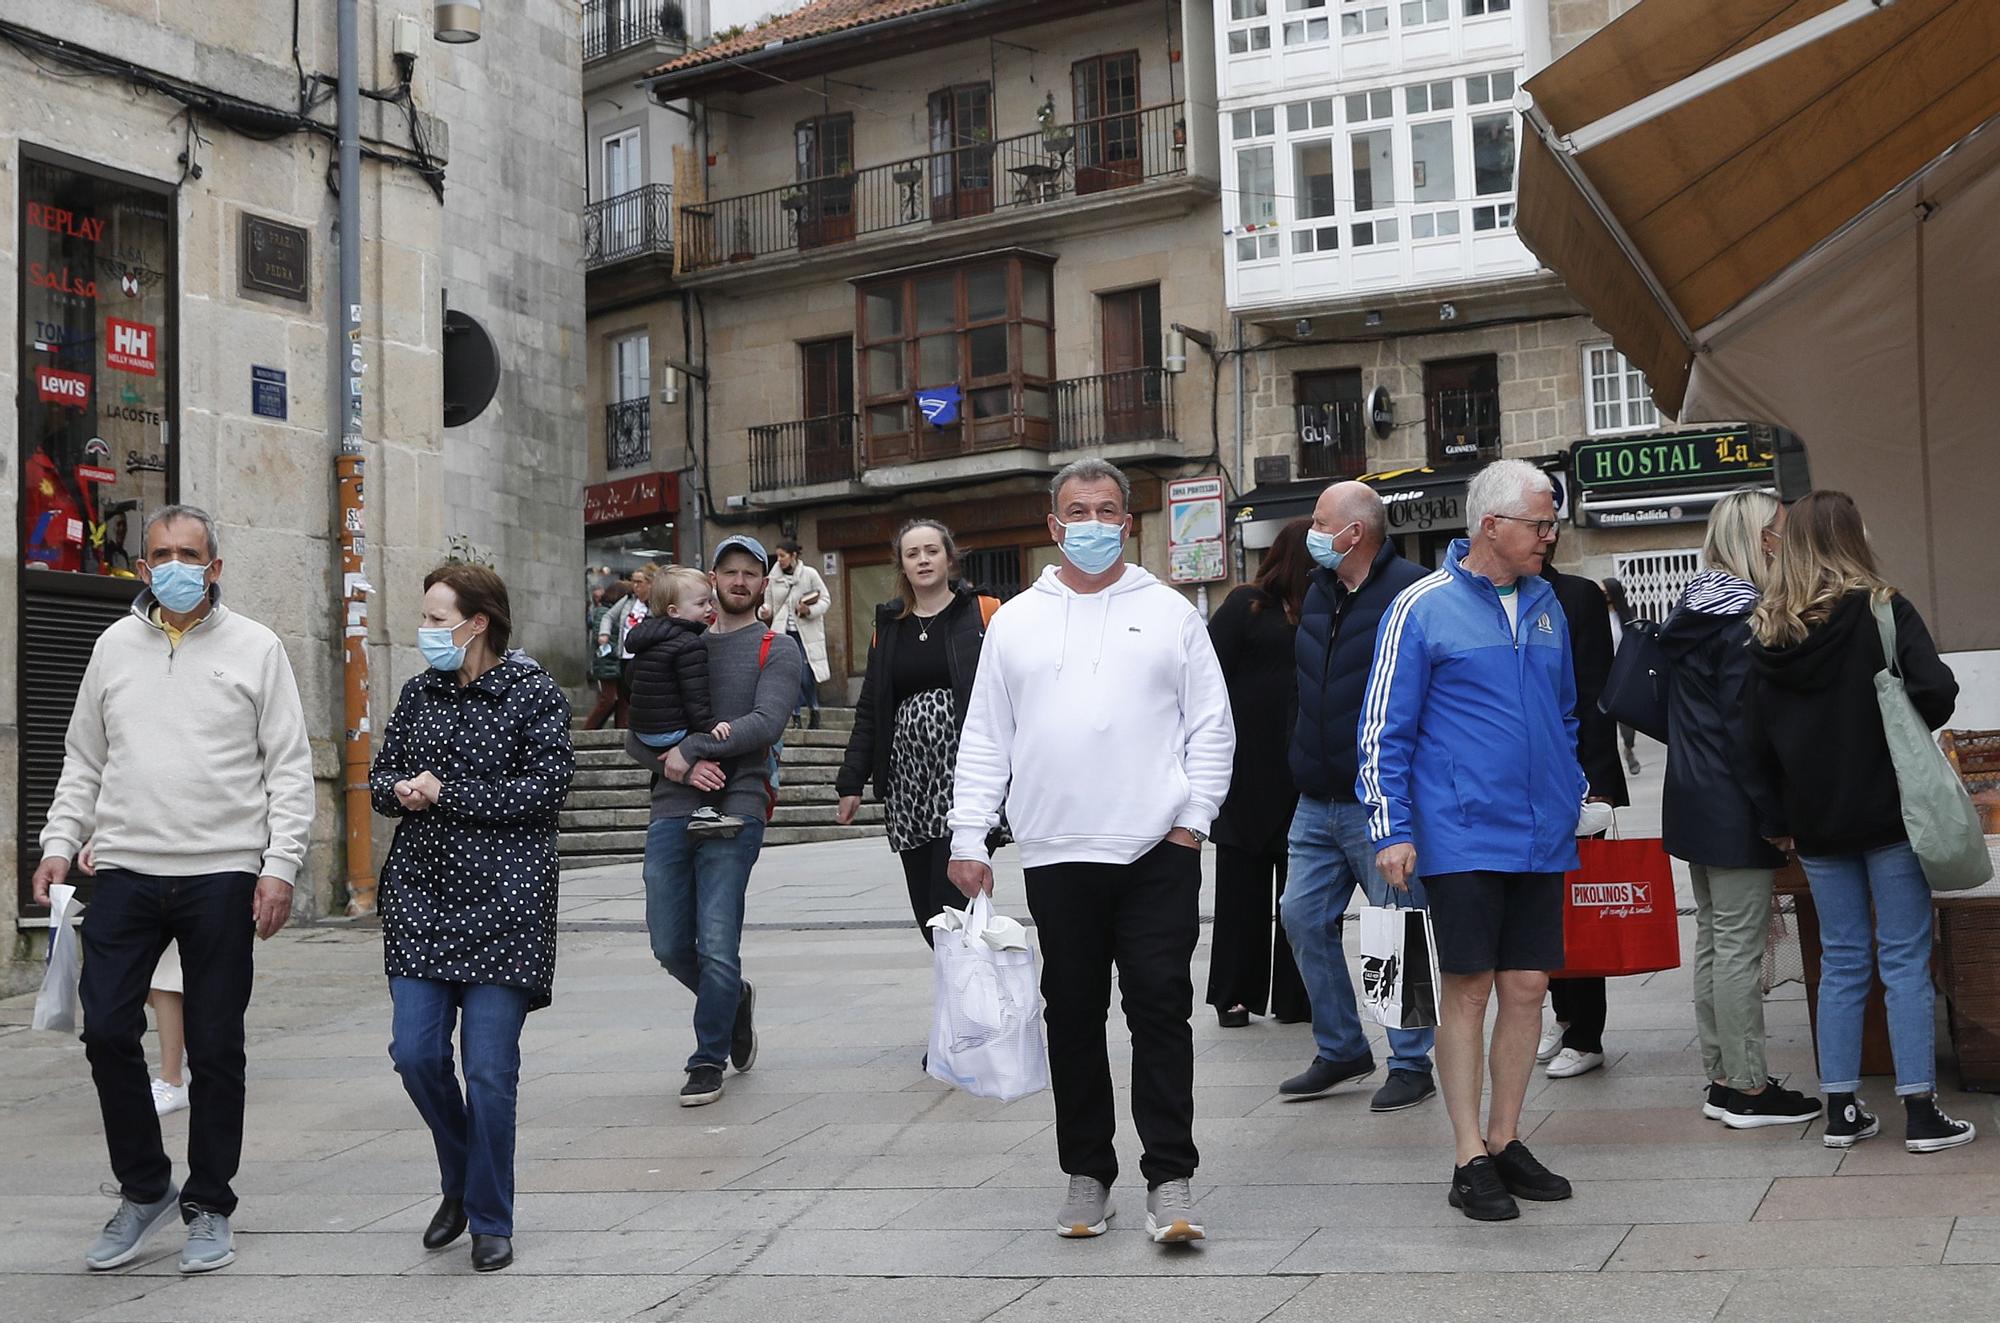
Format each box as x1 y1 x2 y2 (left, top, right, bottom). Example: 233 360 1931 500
39 596 317 885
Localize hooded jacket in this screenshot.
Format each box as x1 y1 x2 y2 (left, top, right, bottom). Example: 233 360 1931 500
1743 589 1957 857
1357 539 1587 876
623 613 713 737
948 563 1235 867
1658 572 1784 869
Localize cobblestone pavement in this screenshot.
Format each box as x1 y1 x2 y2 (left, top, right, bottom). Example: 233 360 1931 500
4 739 1998 1321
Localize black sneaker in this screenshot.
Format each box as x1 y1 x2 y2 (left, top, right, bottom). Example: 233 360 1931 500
1904 1096 1978 1153
1279 1052 1375 1101
1369 1068 1437 1113
679 1064 725 1107
1490 1140 1572 1201
1702 1082 1731 1120
1448 1156 1520 1221
1822 1093 1879 1149
1721 1081 1822 1129
730 981 758 1073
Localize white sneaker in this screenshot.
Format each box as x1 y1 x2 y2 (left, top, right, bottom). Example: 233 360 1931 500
1546 1048 1606 1079
151 1077 190 1116
1536 1020 1566 1064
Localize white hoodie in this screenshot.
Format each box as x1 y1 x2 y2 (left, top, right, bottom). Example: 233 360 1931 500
948 564 1235 867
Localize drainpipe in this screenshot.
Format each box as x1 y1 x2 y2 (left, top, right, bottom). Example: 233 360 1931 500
335 0 374 916
1233 315 1247 582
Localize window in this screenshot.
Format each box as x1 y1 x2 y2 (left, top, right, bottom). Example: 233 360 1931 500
1297 370 1367 479
1232 107 1276 139
1464 0 1511 14
1466 70 1515 105
613 332 650 403
1074 52 1142 195
794 113 856 247
856 256 1054 464
600 127 641 200
1231 0 1268 14
1345 88 1393 123
1400 0 1447 25
1585 344 1660 434
1238 232 1281 261
1292 225 1340 254
1472 111 1516 195
608 332 651 471
1286 98 1335 132
1283 16 1330 43
1342 2 1388 35
928 84 993 221
1350 128 1393 212
1228 1 1271 53
1236 147 1277 228
1410 120 1456 203
1425 355 1500 463
1405 80 1454 114
1293 140 1336 219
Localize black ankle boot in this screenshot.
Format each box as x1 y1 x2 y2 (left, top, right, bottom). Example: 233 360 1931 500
471 1233 513 1271
422 1196 466 1249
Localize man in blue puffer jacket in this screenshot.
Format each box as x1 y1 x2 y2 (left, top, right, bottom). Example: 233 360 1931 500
1358 459 1587 1223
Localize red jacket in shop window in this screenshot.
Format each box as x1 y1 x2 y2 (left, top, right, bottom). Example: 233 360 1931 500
24 448 85 573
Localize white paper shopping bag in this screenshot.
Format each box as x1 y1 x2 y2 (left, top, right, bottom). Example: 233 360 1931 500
1358 904 1441 1030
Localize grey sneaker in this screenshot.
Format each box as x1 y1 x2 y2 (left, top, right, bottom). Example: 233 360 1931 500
1144 1178 1205 1243
1055 1174 1114 1237
686 808 745 839
178 1210 235 1274
84 1183 180 1271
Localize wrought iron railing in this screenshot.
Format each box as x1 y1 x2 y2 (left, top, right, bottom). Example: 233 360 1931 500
748 413 859 491
1428 386 1502 463
1297 401 1369 480
582 0 684 62
606 398 652 471
1053 369 1176 451
679 101 1188 270
585 185 674 269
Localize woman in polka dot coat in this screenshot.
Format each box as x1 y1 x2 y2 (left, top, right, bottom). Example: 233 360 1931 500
369 563 574 1273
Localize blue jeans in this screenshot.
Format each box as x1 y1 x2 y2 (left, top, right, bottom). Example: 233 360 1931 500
1281 796 1435 1075
643 814 766 1071
388 977 533 1237
1799 842 1937 1095
634 728 688 750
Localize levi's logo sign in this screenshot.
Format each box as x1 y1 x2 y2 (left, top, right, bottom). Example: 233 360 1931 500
1573 882 1651 907
105 318 158 375
36 366 90 405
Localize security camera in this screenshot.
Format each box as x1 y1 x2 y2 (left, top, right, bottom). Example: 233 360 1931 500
1439 302 1458 322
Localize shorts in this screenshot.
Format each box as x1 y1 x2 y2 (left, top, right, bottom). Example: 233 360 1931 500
151 939 183 994
1423 870 1564 975
634 727 688 750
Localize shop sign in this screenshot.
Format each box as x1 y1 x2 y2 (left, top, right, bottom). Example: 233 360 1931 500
36 366 91 406
105 317 158 375
30 261 97 300
584 471 677 526
1384 486 1464 531
1581 502 1703 529
1571 426 1772 493
27 202 104 241
252 365 288 419
1368 385 1394 440
1167 475 1226 584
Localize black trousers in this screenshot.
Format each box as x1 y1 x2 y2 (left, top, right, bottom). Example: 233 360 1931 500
79 868 258 1218
1205 844 1310 1020
1551 976 1607 1053
1024 840 1201 1190
899 837 966 947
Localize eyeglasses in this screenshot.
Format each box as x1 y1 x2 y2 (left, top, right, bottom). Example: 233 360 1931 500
1491 514 1559 539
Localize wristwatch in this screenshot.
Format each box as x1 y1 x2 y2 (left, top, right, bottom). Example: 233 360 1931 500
1183 828 1208 845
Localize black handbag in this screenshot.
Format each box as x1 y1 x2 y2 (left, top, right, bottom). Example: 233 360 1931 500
1599 619 1670 742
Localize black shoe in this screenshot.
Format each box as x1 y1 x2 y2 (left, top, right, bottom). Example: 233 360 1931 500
1721 1081 1822 1129
680 1064 725 1107
1216 1007 1250 1029
470 1234 512 1272
1279 1052 1375 1100
1448 1156 1520 1221
731 981 758 1072
1702 1081 1731 1120
1821 1093 1879 1149
1490 1140 1572 1201
1904 1096 1978 1153
1369 1068 1437 1113
421 1196 466 1249
808 710 821 730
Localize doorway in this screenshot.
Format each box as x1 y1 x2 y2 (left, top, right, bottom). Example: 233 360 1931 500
801 337 855 485
1098 285 1162 442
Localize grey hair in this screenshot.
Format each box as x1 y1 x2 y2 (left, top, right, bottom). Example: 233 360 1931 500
1464 459 1553 534
1050 457 1131 512
1328 482 1388 539
143 504 220 560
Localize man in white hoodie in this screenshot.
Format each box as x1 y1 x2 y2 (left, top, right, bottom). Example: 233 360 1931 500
948 458 1235 1245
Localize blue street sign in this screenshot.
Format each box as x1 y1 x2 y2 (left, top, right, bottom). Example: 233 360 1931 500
252 365 287 420
915 385 962 428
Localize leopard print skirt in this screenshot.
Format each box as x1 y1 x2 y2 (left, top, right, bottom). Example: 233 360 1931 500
886 687 958 853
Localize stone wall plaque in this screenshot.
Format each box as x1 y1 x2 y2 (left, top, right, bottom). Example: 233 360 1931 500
241 215 310 301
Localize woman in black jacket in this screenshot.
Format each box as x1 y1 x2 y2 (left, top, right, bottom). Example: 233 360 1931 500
1204 520 1311 1028
1744 490 1975 1154
370 563 576 1272
1657 489 1820 1129
835 519 999 942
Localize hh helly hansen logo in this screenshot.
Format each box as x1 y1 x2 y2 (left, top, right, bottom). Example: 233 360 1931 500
1536 613 1554 634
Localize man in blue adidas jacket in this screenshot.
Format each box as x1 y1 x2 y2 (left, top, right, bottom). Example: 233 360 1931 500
1357 459 1588 1223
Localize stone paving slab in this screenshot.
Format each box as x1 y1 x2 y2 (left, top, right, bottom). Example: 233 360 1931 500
1607 1217 1955 1271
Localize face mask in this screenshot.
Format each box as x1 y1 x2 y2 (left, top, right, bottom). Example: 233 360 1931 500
1057 518 1126 575
1305 523 1356 571
419 621 470 672
147 559 212 614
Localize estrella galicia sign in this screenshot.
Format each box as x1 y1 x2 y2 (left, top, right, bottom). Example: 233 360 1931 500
915 385 962 428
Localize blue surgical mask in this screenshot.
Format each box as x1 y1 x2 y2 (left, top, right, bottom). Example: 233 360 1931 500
147 559 213 613
1057 518 1126 575
419 621 470 672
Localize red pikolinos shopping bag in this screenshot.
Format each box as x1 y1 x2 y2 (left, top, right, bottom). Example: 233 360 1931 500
1553 836 1682 978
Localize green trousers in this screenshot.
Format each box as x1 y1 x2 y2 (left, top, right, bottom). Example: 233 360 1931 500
1687 863 1778 1091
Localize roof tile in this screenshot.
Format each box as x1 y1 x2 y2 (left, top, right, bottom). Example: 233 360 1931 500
650 0 963 78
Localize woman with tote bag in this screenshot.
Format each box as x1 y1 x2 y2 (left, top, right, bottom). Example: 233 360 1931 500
1743 490 1976 1155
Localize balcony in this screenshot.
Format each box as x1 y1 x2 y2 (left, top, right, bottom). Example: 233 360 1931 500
1296 401 1369 480
678 102 1189 273
606 398 652 472
585 185 673 270
749 414 860 493
1053 369 1176 452
583 1 687 82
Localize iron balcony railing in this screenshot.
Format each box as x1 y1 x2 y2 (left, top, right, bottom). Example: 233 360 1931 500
1296 401 1369 480
585 185 674 269
679 101 1188 270
748 413 860 492
1052 369 1176 451
1429 386 1502 463
606 398 652 471
582 0 684 62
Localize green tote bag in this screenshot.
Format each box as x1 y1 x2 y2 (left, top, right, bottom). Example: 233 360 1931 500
1872 598 1992 892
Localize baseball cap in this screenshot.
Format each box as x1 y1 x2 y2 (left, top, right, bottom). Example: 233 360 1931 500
712 534 770 571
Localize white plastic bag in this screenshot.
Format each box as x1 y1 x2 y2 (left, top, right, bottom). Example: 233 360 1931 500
1358 904 1442 1030
926 895 1049 1101
33 882 84 1034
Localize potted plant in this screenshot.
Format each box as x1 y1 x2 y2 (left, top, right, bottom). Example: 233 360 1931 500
1037 93 1073 157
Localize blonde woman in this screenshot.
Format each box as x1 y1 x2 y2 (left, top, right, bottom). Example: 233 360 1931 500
1743 490 1975 1154
1658 489 1817 1130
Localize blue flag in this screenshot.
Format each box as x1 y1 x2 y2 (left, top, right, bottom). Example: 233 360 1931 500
915 385 962 427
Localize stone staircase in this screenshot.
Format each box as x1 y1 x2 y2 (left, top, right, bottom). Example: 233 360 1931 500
559 708 884 869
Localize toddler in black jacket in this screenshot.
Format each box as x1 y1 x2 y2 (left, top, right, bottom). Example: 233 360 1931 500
624 567 740 835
